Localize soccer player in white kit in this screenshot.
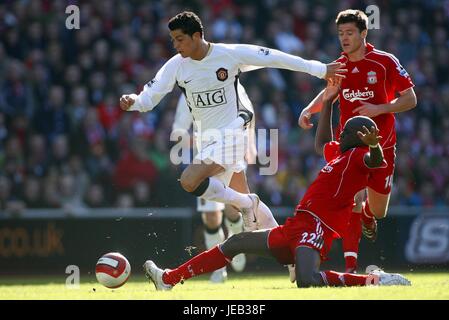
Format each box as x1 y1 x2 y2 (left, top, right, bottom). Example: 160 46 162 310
172 94 255 283
120 11 345 237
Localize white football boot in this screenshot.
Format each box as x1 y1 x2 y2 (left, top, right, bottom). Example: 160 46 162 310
370 269 411 286
230 253 246 273
143 260 173 291
210 267 228 283
240 194 260 231
288 264 296 283
224 216 247 273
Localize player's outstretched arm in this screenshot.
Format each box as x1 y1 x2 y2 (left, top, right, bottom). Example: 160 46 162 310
231 44 346 80
299 80 342 130
314 99 333 156
314 79 340 155
358 126 385 168
298 89 325 130
119 57 179 112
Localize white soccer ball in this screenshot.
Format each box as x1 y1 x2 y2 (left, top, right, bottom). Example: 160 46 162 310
95 252 131 288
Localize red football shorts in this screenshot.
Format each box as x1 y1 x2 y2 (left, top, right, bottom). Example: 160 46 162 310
267 210 338 264
367 146 396 194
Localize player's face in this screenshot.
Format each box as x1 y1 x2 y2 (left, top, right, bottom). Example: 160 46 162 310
339 127 351 152
339 125 362 152
169 29 199 58
337 23 365 54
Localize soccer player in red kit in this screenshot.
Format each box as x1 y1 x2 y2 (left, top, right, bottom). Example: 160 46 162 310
298 9 417 273
142 80 411 290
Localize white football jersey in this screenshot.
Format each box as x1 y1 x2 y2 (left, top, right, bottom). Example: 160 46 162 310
129 43 326 131
172 87 258 163
171 80 256 133
172 94 193 132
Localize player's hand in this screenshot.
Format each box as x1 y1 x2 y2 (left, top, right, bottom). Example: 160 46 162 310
353 102 387 118
357 125 382 146
322 77 341 102
120 94 136 111
324 62 347 81
298 108 313 130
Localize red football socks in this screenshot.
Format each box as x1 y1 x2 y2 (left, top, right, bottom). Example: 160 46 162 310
361 200 376 226
343 210 362 272
344 255 358 273
320 270 371 286
162 245 231 286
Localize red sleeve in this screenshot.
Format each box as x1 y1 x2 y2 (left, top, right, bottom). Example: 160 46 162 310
353 148 370 173
385 54 414 93
323 141 341 163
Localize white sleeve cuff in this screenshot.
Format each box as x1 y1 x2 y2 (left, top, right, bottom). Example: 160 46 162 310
308 60 327 79
128 93 141 111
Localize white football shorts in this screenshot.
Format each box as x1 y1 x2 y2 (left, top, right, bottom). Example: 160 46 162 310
194 127 247 186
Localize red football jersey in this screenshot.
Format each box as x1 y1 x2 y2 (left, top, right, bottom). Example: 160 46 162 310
335 43 414 149
297 141 386 237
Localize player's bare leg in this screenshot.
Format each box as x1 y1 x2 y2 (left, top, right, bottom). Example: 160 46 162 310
181 163 274 231
367 187 390 219
361 188 391 241
180 162 225 193
229 171 250 194
180 162 253 209
220 229 272 257
295 247 325 287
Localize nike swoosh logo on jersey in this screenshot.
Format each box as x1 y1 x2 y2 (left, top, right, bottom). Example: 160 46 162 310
184 79 193 84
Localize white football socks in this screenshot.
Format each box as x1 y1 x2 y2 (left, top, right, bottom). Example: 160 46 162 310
200 177 252 209
257 200 279 229
200 178 278 229
224 215 244 236
204 227 226 249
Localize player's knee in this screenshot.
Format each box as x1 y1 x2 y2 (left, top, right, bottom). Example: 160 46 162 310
296 275 313 288
296 271 320 288
220 234 244 257
370 205 387 219
224 206 241 222
374 209 387 219
179 172 200 193
202 211 222 229
179 176 194 192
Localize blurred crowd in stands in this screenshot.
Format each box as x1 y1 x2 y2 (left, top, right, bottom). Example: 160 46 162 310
0 0 448 216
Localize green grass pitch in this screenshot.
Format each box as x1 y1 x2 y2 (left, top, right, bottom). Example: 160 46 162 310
1 272 448 300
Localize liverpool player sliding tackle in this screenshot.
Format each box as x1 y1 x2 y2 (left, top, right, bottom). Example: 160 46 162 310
143 79 411 289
